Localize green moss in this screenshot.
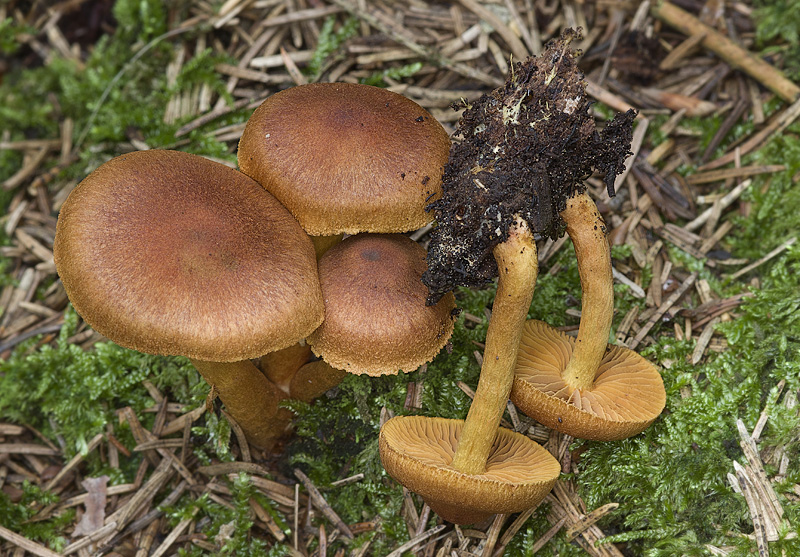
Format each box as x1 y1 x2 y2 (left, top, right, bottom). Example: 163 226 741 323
0 482 74 551
0 309 202 459
306 16 360 81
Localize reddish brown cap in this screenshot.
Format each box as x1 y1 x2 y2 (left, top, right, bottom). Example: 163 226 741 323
380 416 560 525
237 83 451 235
307 234 455 375
54 150 324 362
511 320 666 440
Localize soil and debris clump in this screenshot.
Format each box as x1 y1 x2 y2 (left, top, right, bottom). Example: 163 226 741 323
423 29 635 304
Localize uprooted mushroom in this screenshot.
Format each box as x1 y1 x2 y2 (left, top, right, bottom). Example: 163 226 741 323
380 28 654 523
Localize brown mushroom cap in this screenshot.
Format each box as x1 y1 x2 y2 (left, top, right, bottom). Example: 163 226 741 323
54 150 323 362
306 234 455 375
237 83 451 236
380 416 560 525
511 320 666 441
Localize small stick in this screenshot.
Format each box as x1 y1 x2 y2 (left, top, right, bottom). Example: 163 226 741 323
565 503 620 541
684 179 752 232
732 462 769 555
386 525 448 557
330 473 364 488
0 444 59 456
686 165 784 185
294 468 354 539
729 237 797 281
0 525 61 557
457 0 528 60
700 96 800 171
528 516 567 555
691 317 720 365
44 432 104 490
199 461 271 477
481 514 507 556
250 498 287 541
62 521 119 555
629 272 697 349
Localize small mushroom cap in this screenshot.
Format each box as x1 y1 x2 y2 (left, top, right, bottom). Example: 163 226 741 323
307 234 455 375
54 150 323 362
380 416 560 525
237 82 451 236
511 320 666 441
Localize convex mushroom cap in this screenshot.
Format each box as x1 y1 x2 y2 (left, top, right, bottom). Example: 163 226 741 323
238 82 451 236
307 234 455 375
54 149 323 362
511 320 666 441
380 416 560 525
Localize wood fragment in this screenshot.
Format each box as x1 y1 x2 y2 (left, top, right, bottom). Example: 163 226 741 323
732 462 770 555
44 432 103 491
686 165 784 185
3 148 50 191
386 525 448 557
0 444 59 456
565 503 620 541
481 513 506 556
691 317 719 365
295 468 354 538
685 179 752 232
701 97 800 171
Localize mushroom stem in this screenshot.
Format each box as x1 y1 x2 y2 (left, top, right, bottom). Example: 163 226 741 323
559 192 613 391
190 359 285 449
450 218 538 475
259 343 313 393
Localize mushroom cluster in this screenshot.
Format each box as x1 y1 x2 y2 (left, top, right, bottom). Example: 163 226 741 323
54 83 456 451
53 37 665 527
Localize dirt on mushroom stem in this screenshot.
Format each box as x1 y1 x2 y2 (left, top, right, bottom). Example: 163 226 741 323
423 28 635 305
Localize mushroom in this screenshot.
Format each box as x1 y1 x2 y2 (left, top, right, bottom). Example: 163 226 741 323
380 220 560 523
53 150 323 449
237 82 451 255
511 320 666 440
307 233 455 376
509 192 666 440
380 30 635 522
380 416 560 525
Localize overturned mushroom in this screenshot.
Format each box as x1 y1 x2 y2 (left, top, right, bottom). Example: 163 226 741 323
512 320 666 440
54 150 323 449
509 193 666 440
380 221 560 524
381 29 635 522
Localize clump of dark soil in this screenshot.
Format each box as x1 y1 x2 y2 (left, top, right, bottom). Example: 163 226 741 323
423 28 635 305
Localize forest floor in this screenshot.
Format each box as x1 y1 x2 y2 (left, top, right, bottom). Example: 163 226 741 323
1 0 800 555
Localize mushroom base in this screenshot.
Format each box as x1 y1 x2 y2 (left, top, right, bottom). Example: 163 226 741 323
511 320 666 441
379 416 560 525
